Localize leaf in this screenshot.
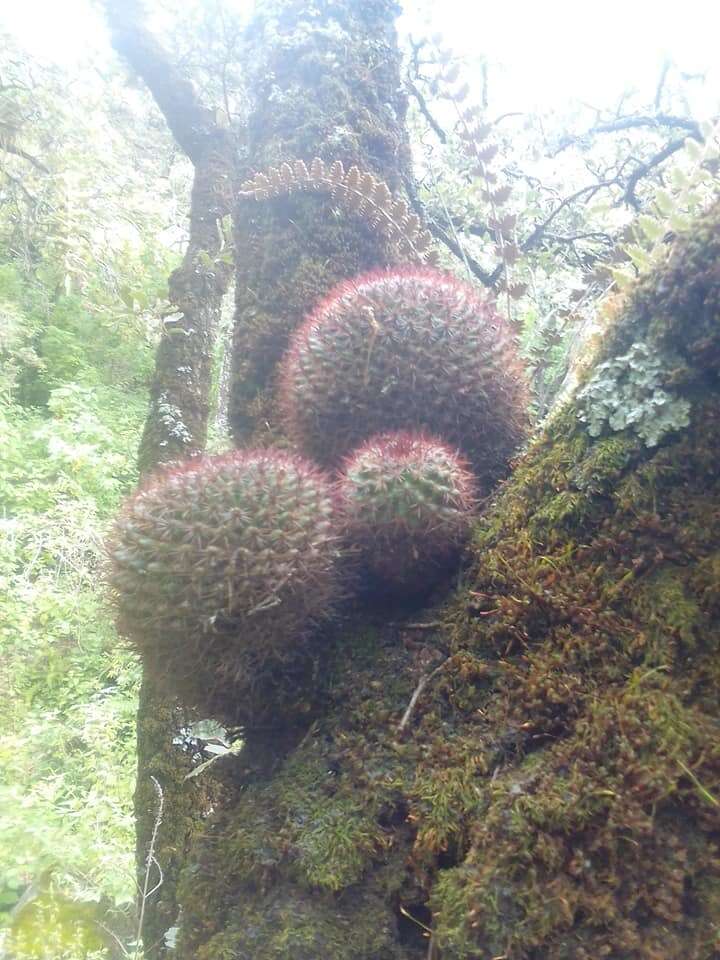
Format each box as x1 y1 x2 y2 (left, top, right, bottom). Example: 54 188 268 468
637 214 664 243
495 242 520 264
489 213 516 236
669 211 691 232
310 157 326 181
328 160 345 182
484 185 511 206
684 138 703 162
508 282 528 300
611 267 635 290
475 143 499 164
625 244 651 270
293 159 309 181
654 188 674 216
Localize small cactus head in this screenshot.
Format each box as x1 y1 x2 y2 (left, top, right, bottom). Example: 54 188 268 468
339 431 477 589
107 450 343 726
278 267 527 491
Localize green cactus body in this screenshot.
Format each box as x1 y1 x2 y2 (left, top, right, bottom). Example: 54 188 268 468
108 450 343 724
279 268 527 491
339 431 477 587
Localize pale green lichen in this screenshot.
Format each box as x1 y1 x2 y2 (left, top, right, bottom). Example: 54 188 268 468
577 341 690 446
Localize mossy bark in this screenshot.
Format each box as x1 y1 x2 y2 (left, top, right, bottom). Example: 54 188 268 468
106 3 236 955
178 207 720 958
229 0 414 442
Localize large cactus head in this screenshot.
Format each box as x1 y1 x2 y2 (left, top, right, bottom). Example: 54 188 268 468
278 268 527 490
107 450 343 725
339 431 477 588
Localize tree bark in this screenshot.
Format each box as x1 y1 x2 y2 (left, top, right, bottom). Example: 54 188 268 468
107 1 720 958
176 204 720 958
106 3 236 954
228 0 414 442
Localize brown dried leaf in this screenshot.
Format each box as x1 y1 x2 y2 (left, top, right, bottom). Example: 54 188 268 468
359 172 377 198
372 181 392 209
443 64 460 84
346 166 362 190
310 157 326 181
495 242 520 264
509 282 528 300
489 213 517 236
414 230 433 252
469 123 492 143
390 199 408 223
293 159 309 181
403 213 421 237
484 185 511 205
476 143 499 164
329 160 344 182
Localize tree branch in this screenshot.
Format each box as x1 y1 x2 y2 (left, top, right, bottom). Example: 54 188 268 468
0 141 50 173
105 0 223 164
522 180 618 254
622 136 692 210
553 113 703 156
407 79 447 143
106 6 237 957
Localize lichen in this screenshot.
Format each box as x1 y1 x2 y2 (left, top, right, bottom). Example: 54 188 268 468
177 140 720 960
577 341 691 446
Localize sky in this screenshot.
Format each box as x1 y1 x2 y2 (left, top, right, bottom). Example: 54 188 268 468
2 0 719 116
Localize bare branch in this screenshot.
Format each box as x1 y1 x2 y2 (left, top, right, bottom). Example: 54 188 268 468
622 137 694 209
398 659 451 733
553 113 704 156
0 141 50 173
105 0 224 164
407 80 447 143
522 180 617 254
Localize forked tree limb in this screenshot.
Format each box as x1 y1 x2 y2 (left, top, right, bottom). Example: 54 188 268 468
105 3 237 956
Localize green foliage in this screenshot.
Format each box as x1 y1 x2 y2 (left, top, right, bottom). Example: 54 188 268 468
340 431 476 587
279 268 527 490
0 385 145 929
0 33 185 956
108 451 344 725
577 341 691 446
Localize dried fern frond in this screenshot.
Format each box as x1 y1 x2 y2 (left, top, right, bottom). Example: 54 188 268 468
239 158 439 266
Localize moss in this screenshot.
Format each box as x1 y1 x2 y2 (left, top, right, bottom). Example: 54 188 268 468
229 0 414 444
179 182 720 959
631 566 704 650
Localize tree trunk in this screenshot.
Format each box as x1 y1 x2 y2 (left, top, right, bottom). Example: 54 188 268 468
176 202 720 959
228 0 414 442
106 4 236 954
107 2 720 958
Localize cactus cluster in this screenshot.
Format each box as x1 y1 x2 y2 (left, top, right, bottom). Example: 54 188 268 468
110 267 527 722
339 431 476 587
278 268 527 490
108 450 342 723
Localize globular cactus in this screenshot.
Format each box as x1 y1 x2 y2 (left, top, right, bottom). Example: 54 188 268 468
278 268 527 490
339 431 477 588
107 450 343 724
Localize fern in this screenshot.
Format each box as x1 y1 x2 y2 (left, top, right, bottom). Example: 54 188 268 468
239 158 439 265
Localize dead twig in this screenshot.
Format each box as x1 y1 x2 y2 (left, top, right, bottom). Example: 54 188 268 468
398 658 452 732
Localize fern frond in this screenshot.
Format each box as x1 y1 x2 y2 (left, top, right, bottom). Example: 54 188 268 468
239 159 439 266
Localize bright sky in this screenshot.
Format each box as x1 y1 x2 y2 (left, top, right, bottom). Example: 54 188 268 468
2 0 719 116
